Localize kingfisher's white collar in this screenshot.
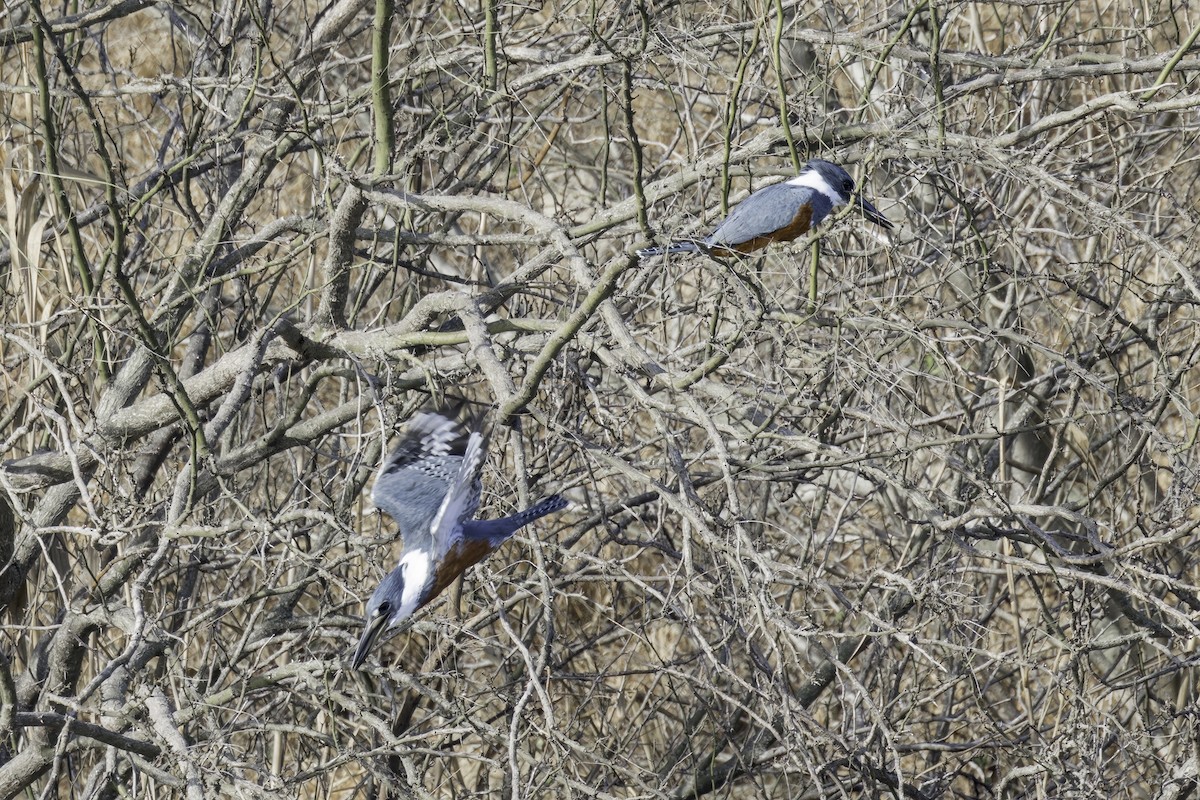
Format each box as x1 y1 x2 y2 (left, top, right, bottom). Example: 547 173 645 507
786 170 841 202
397 549 431 619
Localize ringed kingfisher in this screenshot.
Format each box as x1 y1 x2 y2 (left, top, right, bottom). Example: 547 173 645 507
636 158 892 259
352 411 567 668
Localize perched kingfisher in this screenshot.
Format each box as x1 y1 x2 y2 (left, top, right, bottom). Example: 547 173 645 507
636 158 892 259
351 412 567 668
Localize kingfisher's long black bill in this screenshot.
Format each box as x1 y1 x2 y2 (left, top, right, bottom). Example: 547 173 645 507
351 612 389 669
858 196 893 230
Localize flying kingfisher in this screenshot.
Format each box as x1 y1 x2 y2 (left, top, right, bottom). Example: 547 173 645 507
352 412 567 668
636 158 892 259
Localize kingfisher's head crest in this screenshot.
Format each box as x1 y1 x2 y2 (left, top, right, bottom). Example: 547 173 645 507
804 159 857 204
799 159 893 230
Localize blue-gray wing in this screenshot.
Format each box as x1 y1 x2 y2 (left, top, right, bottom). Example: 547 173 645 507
707 184 831 248
429 430 486 559
371 412 469 552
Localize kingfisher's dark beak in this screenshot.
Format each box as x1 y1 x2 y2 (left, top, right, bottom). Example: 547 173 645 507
352 611 389 669
858 196 893 230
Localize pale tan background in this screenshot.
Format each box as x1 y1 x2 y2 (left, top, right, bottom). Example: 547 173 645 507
2 0 1199 797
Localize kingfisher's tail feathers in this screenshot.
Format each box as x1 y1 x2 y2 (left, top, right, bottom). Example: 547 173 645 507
513 494 569 524
636 241 704 259
461 495 568 543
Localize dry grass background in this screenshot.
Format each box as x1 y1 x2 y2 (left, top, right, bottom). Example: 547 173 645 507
2 0 1200 797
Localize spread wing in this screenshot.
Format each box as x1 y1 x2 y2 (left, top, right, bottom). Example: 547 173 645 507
371 412 469 552
427 429 486 560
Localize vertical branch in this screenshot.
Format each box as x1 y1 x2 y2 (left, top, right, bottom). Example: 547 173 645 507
319 186 367 330
28 9 91 299
622 60 648 236
806 238 820 313
929 1 945 148
483 0 499 94
855 0 926 119
770 0 799 170
721 25 759 212
372 0 396 176
27 5 107 381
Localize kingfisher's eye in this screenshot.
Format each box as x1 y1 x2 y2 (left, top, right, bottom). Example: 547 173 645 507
377 602 391 616
842 178 854 191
